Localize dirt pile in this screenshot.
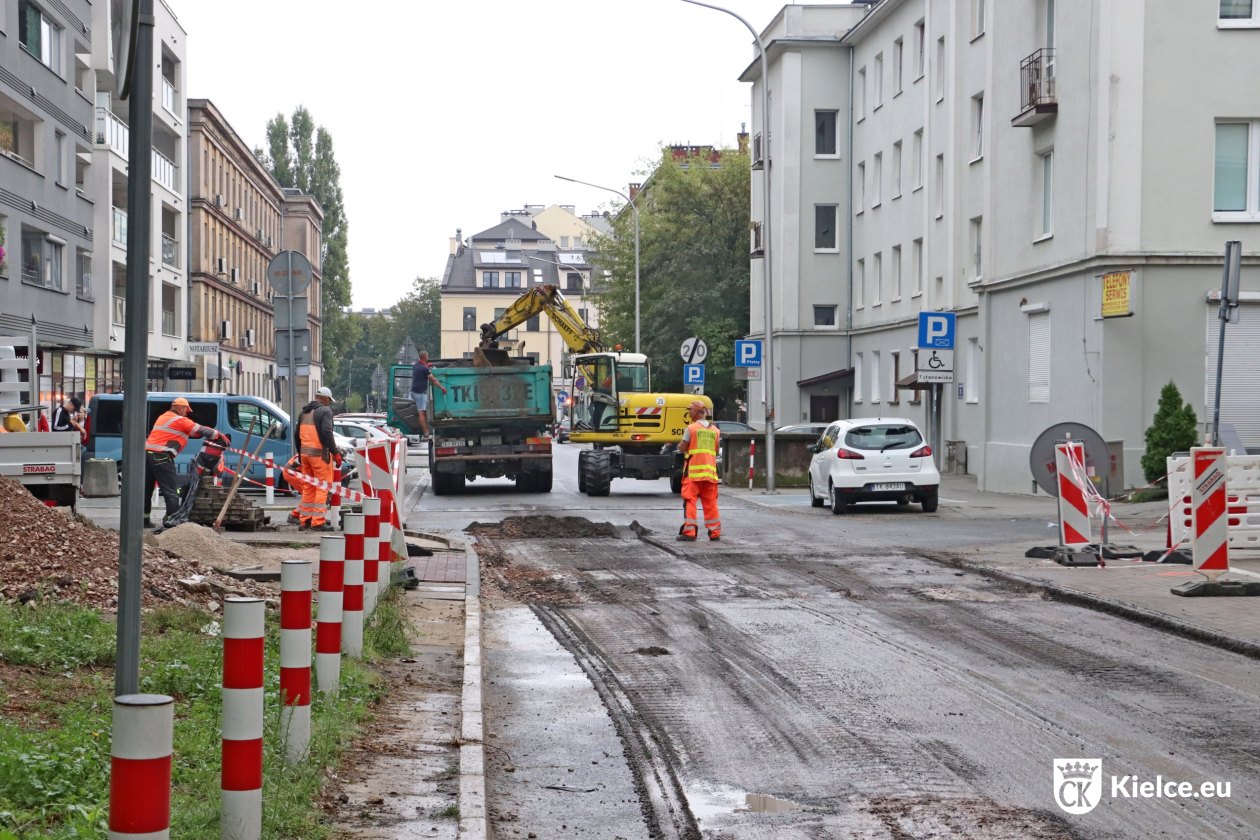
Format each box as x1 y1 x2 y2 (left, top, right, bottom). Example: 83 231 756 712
0 476 269 613
156 523 261 568
465 515 617 539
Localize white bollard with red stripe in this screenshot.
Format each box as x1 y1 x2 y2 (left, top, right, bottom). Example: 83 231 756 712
265 453 275 505
362 497 381 616
1055 440 1091 548
316 535 344 694
329 464 342 530
221 597 265 840
280 559 312 763
376 497 393 611
748 440 755 490
1191 446 1230 581
109 693 174 840
341 513 365 658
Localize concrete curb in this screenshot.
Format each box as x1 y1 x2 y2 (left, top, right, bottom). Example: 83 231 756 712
459 539 485 839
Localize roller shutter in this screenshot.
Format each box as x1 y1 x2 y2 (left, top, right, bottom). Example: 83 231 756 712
1204 303 1260 447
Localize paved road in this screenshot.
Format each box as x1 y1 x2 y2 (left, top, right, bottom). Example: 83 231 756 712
418 445 1260 839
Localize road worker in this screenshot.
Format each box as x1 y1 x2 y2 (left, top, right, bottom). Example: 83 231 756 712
144 397 228 528
288 386 340 531
677 399 721 541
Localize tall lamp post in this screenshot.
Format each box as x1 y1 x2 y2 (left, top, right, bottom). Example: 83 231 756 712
554 175 640 353
679 0 777 492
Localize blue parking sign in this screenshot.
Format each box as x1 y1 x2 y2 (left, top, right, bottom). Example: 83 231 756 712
684 364 705 385
735 340 762 367
917 312 956 349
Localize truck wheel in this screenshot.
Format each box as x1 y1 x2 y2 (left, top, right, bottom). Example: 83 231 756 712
515 472 534 492
670 473 683 494
584 451 612 497
534 467 553 493
577 451 589 494
433 472 460 496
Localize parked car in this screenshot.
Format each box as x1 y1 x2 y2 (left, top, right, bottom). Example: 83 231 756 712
554 417 571 443
806 418 940 513
778 423 832 438
332 420 394 449
714 420 754 433
338 413 400 438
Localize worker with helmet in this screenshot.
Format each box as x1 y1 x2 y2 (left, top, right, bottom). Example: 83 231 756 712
144 397 228 528
289 386 341 531
677 399 721 541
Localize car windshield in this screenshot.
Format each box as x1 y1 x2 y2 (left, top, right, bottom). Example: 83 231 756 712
844 425 923 451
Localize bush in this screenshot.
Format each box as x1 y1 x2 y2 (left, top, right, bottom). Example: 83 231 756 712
1141 381 1199 484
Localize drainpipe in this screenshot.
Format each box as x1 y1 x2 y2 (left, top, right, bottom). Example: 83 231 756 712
846 46 855 409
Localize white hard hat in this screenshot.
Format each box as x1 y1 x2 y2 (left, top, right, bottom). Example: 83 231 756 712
316 386 333 398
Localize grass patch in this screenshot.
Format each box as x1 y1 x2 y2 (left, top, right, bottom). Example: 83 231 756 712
1124 487 1168 504
0 587 408 839
363 582 413 660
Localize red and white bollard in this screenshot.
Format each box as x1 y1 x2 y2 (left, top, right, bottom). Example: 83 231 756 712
748 440 755 490
362 497 381 617
341 513 365 658
280 559 312 764
375 496 394 611
109 693 174 840
221 596 265 840
265 453 275 506
329 464 342 530
1055 441 1091 547
1191 446 1230 580
316 535 344 694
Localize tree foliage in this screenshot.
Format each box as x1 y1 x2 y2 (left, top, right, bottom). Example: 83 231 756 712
593 146 750 415
1142 381 1200 484
255 107 356 382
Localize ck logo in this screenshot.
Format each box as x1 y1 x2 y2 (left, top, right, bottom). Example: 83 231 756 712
1054 759 1102 815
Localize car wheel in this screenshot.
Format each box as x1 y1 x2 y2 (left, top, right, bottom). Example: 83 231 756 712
809 476 824 507
828 482 848 514
920 491 939 513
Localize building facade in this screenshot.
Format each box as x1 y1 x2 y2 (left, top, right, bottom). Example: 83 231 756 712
748 0 1260 492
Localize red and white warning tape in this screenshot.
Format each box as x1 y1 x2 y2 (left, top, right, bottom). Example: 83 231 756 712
218 447 369 503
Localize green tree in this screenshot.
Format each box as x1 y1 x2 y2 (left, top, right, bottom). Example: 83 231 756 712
1142 381 1200 483
255 107 357 383
593 146 750 415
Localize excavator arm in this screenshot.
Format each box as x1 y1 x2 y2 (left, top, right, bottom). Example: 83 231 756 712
479 286 605 355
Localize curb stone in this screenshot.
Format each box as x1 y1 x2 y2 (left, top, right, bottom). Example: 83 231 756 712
459 539 486 839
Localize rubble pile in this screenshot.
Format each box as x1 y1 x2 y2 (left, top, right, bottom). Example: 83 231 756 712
0 477 271 613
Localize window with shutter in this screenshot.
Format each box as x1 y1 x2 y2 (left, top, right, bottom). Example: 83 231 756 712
1028 311 1050 402
1204 304 1260 446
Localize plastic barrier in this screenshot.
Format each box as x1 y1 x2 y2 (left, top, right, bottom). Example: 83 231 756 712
1167 452 1260 550
362 497 381 616
1055 441 1092 548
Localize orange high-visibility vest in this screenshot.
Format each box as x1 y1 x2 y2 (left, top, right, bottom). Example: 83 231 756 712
298 410 328 460
145 411 205 456
684 421 720 482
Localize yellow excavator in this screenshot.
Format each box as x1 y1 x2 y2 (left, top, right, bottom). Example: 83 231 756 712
478 285 711 495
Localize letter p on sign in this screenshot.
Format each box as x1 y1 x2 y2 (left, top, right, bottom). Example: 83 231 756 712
918 312 956 349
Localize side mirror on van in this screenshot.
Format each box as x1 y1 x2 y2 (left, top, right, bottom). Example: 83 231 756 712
277 424 288 441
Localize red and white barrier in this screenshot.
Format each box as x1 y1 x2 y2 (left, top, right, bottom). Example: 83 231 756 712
1168 452 1260 551
1191 447 1230 581
341 514 365 658
265 453 275 506
748 440 755 490
222 597 265 840
329 464 342 530
376 497 394 610
1055 441 1092 548
357 441 403 530
279 559 312 763
109 693 173 839
362 497 381 616
316 536 344 694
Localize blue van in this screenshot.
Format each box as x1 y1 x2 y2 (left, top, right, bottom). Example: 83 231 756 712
85 392 294 490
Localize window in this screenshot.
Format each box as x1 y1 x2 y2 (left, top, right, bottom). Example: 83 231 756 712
0 101 35 168
874 54 884 107
814 305 838 328
966 337 979 403
873 252 883 305
935 154 945 216
972 95 985 159
560 236 569 248
462 307 477 331
936 38 946 100
161 283 179 336
482 271 499 288
1028 311 1050 402
526 316 540 332
574 235 583 248
857 161 866 213
854 352 864 402
893 39 904 94
55 131 64 185
21 229 63 290
19 2 62 73
505 271 522 288
1040 151 1054 237
912 239 924 295
1214 121 1260 218
578 308 588 323
915 21 926 78
910 350 922 403
857 68 867 119
815 205 839 251
872 153 882 207
871 351 882 402
112 264 126 325
913 130 924 189
566 272 583 291
889 353 901 403
856 259 865 308
972 0 986 38
892 245 902 299
970 217 983 282
1220 1 1260 25
75 248 91 298
892 141 903 198
815 110 838 156
229 402 280 436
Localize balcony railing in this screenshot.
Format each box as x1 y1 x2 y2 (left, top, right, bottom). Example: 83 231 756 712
1014 48 1057 126
153 150 177 192
162 233 179 267
161 78 177 114
161 310 177 336
96 107 129 156
113 295 126 326
112 207 127 246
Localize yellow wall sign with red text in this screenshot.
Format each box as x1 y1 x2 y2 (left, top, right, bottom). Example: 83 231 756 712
1101 271 1131 318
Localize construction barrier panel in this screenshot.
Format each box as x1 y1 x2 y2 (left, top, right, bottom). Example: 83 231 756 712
316 536 344 694
376 497 393 607
1168 453 1260 550
109 693 174 840
279 559 312 764
341 513 365 658
1055 441 1092 548
362 497 381 616
1190 447 1231 581
221 597 264 840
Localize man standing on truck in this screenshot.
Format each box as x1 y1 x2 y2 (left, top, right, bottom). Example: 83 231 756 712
677 400 721 541
144 397 229 529
409 350 447 438
288 386 341 531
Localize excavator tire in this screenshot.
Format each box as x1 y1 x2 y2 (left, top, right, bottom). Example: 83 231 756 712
670 472 683 494
577 450 589 493
583 450 612 497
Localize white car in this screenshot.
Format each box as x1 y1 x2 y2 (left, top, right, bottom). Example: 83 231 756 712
806 418 940 513
332 420 393 449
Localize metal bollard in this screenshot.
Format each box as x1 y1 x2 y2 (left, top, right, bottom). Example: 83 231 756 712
265 453 275 505
279 560 312 763
221 597 265 840
341 513 365 658
109 693 174 840
362 497 381 616
315 536 344 694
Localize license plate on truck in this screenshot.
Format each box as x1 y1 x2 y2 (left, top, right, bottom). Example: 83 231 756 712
872 482 906 492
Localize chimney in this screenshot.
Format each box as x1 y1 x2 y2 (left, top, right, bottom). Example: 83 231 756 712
450 227 462 255
738 123 749 155
629 183 642 201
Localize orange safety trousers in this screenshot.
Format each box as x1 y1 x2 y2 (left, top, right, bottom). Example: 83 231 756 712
292 454 334 526
681 477 721 539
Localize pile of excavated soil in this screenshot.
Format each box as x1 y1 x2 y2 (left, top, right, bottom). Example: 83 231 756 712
465 515 617 539
0 476 269 613
156 523 261 569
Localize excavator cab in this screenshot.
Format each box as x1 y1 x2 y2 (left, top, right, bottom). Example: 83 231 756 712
572 352 651 433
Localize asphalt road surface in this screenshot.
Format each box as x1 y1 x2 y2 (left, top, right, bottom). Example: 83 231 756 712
418 444 1260 839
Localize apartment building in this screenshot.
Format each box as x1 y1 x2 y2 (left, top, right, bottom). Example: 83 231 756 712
187 99 325 412
748 0 1260 492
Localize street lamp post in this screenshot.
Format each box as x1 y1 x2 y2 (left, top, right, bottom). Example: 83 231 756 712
554 175 640 353
679 0 777 492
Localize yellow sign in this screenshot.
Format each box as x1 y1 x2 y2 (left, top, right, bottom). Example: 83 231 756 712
1101 271 1131 318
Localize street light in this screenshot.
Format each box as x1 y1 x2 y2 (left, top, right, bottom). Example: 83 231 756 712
554 175 640 353
678 0 777 493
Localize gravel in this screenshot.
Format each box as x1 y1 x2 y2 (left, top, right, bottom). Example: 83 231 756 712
156 523 262 569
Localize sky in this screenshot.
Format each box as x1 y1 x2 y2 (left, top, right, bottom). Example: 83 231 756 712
174 0 805 308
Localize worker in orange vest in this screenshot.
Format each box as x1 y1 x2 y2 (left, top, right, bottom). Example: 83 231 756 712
288 386 341 531
145 397 228 528
677 400 721 541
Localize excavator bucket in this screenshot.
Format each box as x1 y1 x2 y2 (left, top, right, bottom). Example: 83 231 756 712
473 346 512 367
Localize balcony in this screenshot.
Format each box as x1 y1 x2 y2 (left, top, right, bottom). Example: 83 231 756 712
161 78 178 115
112 207 127 246
1013 48 1057 127
153 150 177 192
162 233 179 268
96 107 129 156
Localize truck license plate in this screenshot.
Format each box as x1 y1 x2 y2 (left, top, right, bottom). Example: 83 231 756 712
481 435 502 447
872 482 905 492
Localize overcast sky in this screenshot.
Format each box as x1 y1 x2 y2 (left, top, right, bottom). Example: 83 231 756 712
175 0 804 308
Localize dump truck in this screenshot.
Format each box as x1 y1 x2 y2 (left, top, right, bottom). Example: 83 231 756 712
389 359 554 495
